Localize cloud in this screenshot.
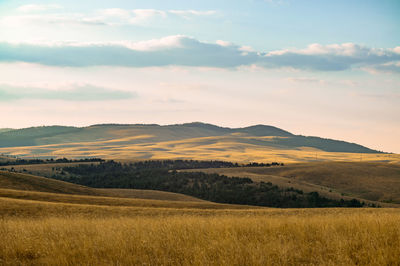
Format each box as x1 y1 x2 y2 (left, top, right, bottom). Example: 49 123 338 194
0 36 258 68
2 8 216 27
287 77 324 84
0 84 136 101
168 10 217 19
1 13 108 27
362 61 400 74
96 8 167 25
264 43 400 71
0 37 399 72
17 4 63 13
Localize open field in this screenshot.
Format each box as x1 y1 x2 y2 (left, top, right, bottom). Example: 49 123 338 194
0 198 399 265
0 190 255 219
185 162 400 205
1 165 400 265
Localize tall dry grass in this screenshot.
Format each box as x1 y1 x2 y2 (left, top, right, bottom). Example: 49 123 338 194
1 210 399 265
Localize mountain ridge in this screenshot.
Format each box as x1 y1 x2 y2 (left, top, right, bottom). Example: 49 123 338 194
0 122 382 159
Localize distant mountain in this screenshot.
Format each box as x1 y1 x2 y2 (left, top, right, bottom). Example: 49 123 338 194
0 122 381 159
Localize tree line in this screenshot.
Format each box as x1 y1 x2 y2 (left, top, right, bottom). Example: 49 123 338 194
57 160 365 208
0 158 104 166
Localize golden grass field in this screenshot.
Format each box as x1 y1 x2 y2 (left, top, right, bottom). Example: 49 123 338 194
1 134 399 163
0 170 400 265
0 197 399 265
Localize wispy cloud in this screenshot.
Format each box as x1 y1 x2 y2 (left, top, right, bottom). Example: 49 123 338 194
264 43 400 71
0 84 136 101
362 61 400 74
0 37 399 72
3 7 217 27
17 4 63 13
287 77 324 84
168 10 217 19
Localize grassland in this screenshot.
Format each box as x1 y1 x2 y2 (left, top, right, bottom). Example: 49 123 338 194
0 170 204 202
1 123 399 164
1 169 400 265
185 162 400 205
1 135 399 163
0 197 399 265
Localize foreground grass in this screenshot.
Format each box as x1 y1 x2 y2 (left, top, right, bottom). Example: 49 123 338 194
1 207 399 265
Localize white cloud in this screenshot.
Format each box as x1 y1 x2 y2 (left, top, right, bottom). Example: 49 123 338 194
17 4 63 13
264 43 400 71
121 35 187 51
3 8 216 27
267 43 387 57
216 40 233 47
0 37 399 72
393 47 400 54
169 10 216 19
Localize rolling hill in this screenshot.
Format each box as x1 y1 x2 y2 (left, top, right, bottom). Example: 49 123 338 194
185 162 400 205
0 170 206 203
0 123 393 163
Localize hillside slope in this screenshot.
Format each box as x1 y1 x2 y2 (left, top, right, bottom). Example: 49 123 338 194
0 170 204 202
0 123 387 162
190 162 400 205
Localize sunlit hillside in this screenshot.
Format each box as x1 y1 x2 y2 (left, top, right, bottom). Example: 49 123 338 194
0 170 206 202
1 123 398 164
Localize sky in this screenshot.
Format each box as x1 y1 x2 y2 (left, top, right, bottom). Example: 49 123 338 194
0 0 399 152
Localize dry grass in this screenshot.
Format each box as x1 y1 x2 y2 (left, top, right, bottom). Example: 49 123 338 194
0 170 100 196
0 170 204 202
0 207 399 265
1 135 399 163
1 160 400 265
187 162 400 205
0 189 251 216
0 184 399 265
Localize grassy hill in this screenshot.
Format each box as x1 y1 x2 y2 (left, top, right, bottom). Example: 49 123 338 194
0 170 204 202
186 162 400 205
0 123 394 163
